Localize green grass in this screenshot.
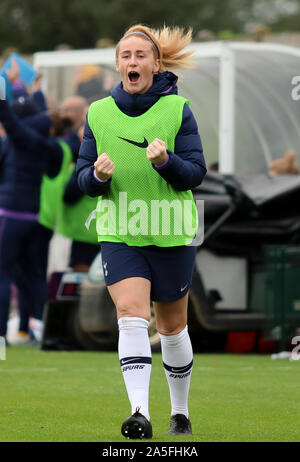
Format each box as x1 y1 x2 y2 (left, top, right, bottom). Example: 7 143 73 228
0 346 299 442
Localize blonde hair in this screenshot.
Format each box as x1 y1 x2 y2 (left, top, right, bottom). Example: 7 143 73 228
117 24 195 72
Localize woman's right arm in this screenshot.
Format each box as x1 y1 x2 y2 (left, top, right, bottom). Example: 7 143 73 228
76 117 111 197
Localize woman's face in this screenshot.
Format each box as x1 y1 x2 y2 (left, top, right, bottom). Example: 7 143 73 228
116 35 160 95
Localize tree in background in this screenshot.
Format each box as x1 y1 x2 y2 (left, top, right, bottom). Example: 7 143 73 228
0 0 299 53
0 0 101 52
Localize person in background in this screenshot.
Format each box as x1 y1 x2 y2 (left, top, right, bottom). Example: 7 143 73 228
0 61 55 344
269 150 299 176
60 95 88 132
0 122 12 345
59 96 99 271
73 65 111 104
58 123 100 272
26 111 75 344
1 58 81 345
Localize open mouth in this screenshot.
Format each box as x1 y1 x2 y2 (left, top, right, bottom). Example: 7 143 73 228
128 71 140 83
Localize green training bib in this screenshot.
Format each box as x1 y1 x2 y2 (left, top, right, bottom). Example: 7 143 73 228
88 95 198 247
39 140 73 230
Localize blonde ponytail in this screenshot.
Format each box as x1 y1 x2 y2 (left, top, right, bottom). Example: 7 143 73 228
117 24 196 72
155 25 195 71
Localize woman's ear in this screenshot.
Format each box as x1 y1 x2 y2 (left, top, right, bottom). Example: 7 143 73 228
153 59 160 74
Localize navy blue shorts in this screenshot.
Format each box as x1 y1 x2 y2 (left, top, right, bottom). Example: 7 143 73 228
100 242 197 302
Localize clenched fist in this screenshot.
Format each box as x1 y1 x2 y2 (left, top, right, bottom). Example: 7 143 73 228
146 138 168 166
94 153 115 181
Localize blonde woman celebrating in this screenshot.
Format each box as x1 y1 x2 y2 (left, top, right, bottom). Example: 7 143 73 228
77 24 206 439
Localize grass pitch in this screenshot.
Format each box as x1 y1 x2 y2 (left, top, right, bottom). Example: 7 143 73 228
0 346 299 442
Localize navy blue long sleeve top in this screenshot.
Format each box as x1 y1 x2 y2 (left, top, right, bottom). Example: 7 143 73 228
0 98 52 213
76 71 206 197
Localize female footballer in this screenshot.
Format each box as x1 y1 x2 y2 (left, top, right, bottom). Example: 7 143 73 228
76 24 206 439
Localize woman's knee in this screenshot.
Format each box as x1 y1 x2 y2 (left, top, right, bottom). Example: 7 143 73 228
116 298 151 321
156 321 186 336
107 277 151 320
154 296 188 335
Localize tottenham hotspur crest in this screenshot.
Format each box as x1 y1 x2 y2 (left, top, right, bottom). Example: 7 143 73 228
103 261 108 277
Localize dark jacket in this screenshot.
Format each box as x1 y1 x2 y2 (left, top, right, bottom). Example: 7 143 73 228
76 71 206 196
0 98 52 213
0 79 82 213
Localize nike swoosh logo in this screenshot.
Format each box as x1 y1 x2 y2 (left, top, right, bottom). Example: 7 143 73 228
121 358 142 365
171 367 191 373
180 284 188 292
118 136 149 148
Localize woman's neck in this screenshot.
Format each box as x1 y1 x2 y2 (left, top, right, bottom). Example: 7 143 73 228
110 71 178 117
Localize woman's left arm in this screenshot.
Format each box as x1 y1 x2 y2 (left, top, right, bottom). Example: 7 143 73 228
152 103 207 191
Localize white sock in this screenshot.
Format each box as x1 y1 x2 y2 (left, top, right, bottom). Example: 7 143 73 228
118 317 152 421
159 326 193 419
